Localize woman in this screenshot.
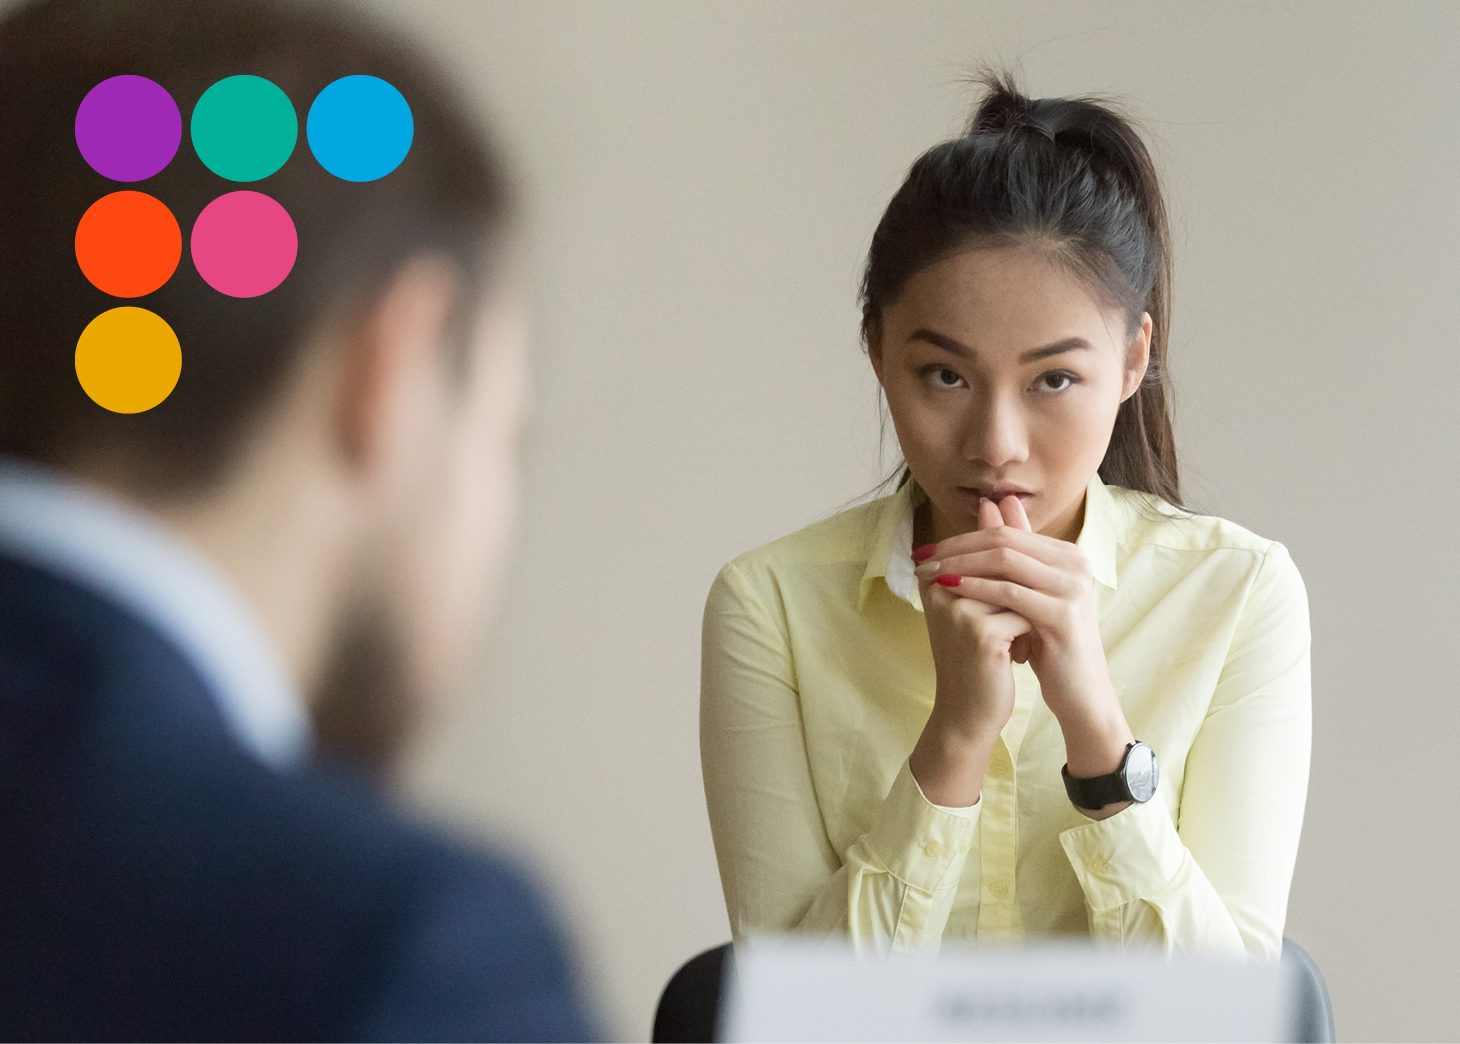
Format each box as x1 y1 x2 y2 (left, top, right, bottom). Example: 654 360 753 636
699 74 1310 960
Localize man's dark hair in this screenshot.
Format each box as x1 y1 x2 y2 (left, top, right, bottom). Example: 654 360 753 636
0 0 513 495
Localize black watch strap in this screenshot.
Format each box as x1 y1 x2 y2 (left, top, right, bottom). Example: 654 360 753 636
1062 760 1132 809
1062 742 1153 810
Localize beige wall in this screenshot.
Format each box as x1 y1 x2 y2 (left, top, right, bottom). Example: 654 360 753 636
381 3 1460 1039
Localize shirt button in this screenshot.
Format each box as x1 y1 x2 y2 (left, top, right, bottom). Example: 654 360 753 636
989 881 1009 899
1089 858 1110 874
958 837 971 853
923 840 942 858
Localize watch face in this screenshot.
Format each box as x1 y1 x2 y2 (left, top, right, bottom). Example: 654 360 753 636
1124 743 1159 803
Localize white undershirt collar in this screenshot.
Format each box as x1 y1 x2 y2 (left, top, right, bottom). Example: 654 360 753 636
884 496 918 606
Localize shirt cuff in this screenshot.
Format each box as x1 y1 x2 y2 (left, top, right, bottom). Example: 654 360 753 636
863 759 981 894
1058 795 1184 912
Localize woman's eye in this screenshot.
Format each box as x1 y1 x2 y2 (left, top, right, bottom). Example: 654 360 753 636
928 367 966 388
1036 372 1077 393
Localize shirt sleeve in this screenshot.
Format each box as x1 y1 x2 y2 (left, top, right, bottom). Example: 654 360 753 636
700 561 980 956
1058 540 1312 959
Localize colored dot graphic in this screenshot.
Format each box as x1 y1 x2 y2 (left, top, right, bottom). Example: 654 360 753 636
75 307 182 414
75 191 181 297
191 190 297 298
307 75 413 181
75 75 181 182
73 72 411 412
191 75 298 182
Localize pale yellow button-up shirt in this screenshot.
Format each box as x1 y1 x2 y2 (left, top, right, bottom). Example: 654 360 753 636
700 472 1310 960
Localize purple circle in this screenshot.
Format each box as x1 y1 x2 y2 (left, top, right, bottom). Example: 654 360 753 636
75 75 181 182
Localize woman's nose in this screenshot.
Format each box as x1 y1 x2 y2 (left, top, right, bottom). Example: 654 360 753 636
961 392 1028 468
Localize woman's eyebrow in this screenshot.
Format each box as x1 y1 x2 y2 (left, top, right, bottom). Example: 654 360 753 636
909 328 1095 362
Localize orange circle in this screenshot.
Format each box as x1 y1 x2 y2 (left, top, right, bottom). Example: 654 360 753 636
75 306 181 413
75 191 182 297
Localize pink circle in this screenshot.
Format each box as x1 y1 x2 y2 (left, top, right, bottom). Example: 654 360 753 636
190 191 297 297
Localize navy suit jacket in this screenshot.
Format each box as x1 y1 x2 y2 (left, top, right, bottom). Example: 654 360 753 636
0 553 598 1042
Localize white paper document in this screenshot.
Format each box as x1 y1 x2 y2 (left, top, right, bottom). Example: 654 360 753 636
721 936 1295 1043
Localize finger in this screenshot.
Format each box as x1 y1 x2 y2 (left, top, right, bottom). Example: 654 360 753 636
921 575 976 618
978 496 1004 531
917 521 1070 569
915 565 946 609
1000 493 1033 532
947 595 1034 640
927 578 1034 651
925 573 1009 618
934 573 1064 628
912 494 1016 570
917 547 1068 596
916 516 1068 566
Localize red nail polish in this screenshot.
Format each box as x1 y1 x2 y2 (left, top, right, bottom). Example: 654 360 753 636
912 544 938 563
934 574 962 588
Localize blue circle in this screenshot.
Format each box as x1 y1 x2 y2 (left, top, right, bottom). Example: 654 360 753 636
306 75 412 181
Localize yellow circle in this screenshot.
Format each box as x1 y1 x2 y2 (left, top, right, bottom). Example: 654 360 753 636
75 307 181 413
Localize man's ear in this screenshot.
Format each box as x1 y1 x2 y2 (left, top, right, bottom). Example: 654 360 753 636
334 253 464 476
1121 311 1153 403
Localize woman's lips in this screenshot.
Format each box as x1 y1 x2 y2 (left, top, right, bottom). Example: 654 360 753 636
957 486 1032 504
956 487 1034 515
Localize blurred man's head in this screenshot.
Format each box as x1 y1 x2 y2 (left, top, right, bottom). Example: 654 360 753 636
0 0 527 773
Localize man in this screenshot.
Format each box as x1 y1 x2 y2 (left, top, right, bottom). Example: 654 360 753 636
0 0 597 1039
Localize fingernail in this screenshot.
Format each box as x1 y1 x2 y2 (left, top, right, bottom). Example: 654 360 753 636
912 544 938 563
934 574 962 588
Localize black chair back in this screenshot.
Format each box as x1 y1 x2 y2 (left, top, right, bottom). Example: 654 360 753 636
652 942 733 1043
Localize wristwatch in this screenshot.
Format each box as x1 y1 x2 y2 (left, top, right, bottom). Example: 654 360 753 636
1061 742 1159 810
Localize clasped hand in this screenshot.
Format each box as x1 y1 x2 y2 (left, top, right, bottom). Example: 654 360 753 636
913 493 1112 726
909 493 1134 815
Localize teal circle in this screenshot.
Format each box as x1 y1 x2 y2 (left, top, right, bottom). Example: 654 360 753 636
190 75 297 182
307 75 412 182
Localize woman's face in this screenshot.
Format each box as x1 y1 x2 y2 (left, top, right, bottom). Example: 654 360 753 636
869 245 1151 544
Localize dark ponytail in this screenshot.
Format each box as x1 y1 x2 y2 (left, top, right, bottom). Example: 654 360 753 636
860 70 1184 511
